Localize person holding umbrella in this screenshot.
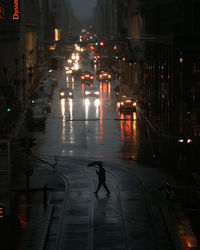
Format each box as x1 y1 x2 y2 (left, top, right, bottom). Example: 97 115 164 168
88 161 111 196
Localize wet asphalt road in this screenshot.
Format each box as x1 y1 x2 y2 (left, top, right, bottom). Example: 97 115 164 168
1 52 198 250
34 62 151 165
30 56 180 250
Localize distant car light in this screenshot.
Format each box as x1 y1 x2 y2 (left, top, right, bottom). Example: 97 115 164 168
94 91 99 95
133 102 137 106
85 91 90 95
60 92 65 96
187 139 192 143
69 92 72 96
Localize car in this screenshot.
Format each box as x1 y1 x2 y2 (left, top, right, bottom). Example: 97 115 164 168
38 80 54 101
31 97 52 113
117 96 137 111
81 72 94 84
30 106 46 128
59 88 74 99
98 71 112 81
84 87 100 98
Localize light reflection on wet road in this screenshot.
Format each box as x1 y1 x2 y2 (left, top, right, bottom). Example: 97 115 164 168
34 71 148 164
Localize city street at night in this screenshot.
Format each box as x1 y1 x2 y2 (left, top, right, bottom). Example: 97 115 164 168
1 0 200 250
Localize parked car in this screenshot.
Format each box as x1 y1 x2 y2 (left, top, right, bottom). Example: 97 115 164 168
38 80 54 101
32 97 51 113
31 106 46 127
26 106 46 129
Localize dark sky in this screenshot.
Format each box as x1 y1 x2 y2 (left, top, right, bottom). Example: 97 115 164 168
70 0 97 19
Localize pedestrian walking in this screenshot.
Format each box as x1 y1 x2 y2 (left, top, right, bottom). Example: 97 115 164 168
91 162 110 196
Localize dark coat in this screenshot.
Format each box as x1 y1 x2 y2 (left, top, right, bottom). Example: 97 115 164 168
96 167 106 182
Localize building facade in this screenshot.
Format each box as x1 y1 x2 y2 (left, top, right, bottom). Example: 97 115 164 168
0 0 71 135
141 0 200 136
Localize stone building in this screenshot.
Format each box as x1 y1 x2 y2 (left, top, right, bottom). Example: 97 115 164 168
0 0 71 135
140 0 200 136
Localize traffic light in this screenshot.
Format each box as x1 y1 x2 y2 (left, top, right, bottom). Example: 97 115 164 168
6 107 12 112
6 103 13 112
95 42 98 46
0 205 5 220
100 41 104 46
51 58 57 70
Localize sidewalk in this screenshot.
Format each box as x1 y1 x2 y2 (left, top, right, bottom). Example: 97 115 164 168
117 82 200 249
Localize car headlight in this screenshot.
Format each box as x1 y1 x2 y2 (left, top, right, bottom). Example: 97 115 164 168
133 102 137 106
94 91 99 95
69 92 72 95
60 92 65 96
85 91 90 95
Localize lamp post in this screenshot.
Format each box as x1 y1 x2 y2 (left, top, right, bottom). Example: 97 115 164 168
21 54 26 110
179 51 183 135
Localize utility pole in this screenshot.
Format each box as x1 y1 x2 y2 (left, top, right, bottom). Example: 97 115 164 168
25 136 30 191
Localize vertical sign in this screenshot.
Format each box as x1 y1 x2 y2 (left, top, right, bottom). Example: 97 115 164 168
12 0 20 21
0 0 20 21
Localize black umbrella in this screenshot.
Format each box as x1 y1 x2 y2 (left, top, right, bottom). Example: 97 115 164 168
87 161 102 167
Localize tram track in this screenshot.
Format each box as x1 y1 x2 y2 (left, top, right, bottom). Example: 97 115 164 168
107 165 175 250
41 156 175 250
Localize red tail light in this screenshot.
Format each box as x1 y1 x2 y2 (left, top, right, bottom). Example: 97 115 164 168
125 100 131 103
108 75 111 78
90 76 94 79
81 76 85 79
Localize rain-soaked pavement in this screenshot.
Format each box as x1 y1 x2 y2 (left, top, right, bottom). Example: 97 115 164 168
6 53 200 250
34 63 151 164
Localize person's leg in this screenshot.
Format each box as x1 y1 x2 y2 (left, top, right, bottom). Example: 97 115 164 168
94 182 102 194
103 182 110 194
